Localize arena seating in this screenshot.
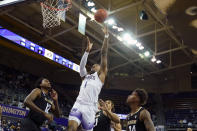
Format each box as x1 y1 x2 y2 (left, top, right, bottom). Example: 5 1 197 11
163 93 197 129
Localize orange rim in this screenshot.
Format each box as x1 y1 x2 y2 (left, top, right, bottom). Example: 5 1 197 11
41 0 72 11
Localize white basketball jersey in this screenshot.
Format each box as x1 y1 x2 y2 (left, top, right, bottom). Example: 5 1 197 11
111 128 115 131
77 72 103 104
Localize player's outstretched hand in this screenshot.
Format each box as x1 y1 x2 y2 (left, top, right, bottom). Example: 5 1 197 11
51 89 58 102
86 36 93 52
99 99 110 112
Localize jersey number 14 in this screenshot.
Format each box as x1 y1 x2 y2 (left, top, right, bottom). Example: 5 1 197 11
129 125 136 131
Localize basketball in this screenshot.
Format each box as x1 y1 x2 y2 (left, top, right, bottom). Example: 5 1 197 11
94 9 108 23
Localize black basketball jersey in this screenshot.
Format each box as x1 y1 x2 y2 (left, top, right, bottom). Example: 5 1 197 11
126 107 147 131
27 91 53 126
93 110 111 131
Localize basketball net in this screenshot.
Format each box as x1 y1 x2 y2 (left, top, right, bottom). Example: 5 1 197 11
41 0 72 28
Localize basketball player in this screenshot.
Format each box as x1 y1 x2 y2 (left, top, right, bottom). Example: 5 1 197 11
93 99 121 131
126 88 155 131
67 26 109 131
21 78 60 131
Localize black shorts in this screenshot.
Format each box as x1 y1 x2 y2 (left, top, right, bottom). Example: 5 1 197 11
21 118 41 131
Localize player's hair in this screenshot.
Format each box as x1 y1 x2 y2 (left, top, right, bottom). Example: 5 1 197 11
35 77 45 89
106 100 115 112
134 88 148 106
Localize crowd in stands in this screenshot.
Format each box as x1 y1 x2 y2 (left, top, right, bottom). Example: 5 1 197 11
0 116 67 131
163 93 197 129
0 117 21 131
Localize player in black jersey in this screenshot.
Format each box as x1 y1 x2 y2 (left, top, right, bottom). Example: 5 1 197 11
93 99 121 131
126 88 155 131
21 78 61 131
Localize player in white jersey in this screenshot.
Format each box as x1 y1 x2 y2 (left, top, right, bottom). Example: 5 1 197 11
67 26 109 131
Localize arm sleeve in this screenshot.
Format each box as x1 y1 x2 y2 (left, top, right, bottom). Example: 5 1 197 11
80 52 89 77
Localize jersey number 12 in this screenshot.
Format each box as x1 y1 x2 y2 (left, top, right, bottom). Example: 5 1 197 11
45 103 51 113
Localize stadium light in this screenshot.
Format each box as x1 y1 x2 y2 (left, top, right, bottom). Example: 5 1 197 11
139 53 144 59
122 33 132 41
91 7 97 13
107 18 115 25
117 27 124 32
112 25 118 29
144 51 150 57
151 56 156 62
156 60 161 64
117 36 123 42
87 1 95 6
139 46 144 50
128 39 137 45
136 42 141 47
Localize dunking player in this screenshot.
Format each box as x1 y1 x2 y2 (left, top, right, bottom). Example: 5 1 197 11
126 88 155 131
21 78 60 131
67 26 109 131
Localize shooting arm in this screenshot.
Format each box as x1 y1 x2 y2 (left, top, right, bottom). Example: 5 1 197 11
100 35 109 75
99 29 109 83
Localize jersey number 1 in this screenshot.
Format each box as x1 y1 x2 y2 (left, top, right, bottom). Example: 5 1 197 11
84 81 88 88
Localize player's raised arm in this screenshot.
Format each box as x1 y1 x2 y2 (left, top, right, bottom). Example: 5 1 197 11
79 37 93 79
99 25 109 83
50 89 61 118
99 99 120 123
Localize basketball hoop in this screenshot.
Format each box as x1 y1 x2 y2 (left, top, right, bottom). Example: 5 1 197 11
40 0 72 28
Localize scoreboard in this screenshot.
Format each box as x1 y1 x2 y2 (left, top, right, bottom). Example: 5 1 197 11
0 25 80 73
0 0 25 7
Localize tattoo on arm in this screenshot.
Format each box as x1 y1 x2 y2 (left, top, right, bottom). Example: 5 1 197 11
100 37 109 74
142 110 155 131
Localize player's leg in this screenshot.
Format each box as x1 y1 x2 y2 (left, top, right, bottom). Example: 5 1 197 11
21 118 41 131
81 128 94 131
67 120 79 131
81 106 96 131
68 103 82 131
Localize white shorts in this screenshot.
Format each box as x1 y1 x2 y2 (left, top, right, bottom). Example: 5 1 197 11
68 101 98 131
